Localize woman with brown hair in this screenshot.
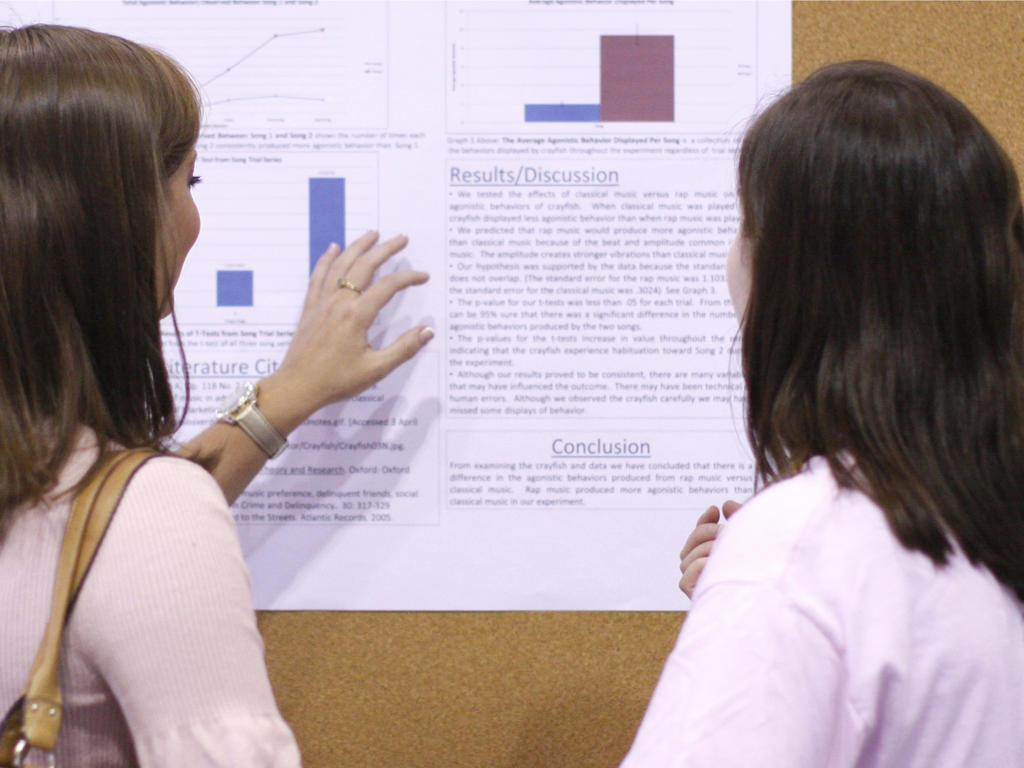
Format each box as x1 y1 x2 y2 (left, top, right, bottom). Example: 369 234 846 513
0 24 431 765
623 61 1024 766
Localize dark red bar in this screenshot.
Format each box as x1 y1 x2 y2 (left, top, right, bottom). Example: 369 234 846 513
600 35 674 122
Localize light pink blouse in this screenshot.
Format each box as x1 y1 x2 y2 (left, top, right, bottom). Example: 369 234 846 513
621 458 1024 767
0 440 301 766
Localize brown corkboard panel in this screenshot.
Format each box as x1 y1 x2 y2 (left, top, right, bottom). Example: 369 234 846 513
794 1 1024 171
257 611 683 767
258 4 1024 767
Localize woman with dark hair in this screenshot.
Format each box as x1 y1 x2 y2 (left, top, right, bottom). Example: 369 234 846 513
0 24 431 765
622 61 1024 766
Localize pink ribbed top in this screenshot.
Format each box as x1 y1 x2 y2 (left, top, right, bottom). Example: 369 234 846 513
0 438 301 766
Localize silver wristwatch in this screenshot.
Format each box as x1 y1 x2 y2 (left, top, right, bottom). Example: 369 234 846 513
215 383 288 459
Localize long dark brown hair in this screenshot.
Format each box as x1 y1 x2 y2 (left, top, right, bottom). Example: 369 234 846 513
0 25 201 522
738 60 1024 601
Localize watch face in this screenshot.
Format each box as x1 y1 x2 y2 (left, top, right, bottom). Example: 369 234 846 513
216 383 255 421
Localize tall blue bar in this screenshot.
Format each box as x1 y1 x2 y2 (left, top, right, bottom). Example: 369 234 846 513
309 177 345 274
524 103 601 122
217 270 254 307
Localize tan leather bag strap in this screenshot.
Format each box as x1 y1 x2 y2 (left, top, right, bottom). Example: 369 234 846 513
0 448 156 766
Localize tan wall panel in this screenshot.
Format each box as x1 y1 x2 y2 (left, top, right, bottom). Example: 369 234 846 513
795 1 1024 171
258 612 682 767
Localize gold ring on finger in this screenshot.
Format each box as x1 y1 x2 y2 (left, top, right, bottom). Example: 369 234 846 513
337 278 362 295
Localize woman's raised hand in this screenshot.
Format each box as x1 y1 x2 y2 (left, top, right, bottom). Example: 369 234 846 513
263 231 431 425
678 500 741 598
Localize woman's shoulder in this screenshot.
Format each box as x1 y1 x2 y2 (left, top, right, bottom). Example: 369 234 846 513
124 452 226 506
75 451 249 638
50 434 224 509
698 457 893 589
103 453 235 552
83 453 237 581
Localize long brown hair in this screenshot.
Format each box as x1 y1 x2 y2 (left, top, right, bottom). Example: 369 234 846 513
737 60 1024 601
0 25 201 521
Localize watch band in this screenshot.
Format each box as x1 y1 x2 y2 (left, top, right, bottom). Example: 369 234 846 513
233 400 288 459
216 383 288 459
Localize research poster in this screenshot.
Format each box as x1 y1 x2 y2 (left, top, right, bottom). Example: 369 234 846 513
5 1 791 609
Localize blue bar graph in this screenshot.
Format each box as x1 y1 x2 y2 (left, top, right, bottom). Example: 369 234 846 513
524 103 602 122
309 177 346 274
217 270 254 307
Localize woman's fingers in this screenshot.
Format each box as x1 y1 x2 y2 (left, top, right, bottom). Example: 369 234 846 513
327 231 408 292
680 506 722 558
306 233 419 324
679 552 711 597
355 268 429 320
677 518 720 599
680 526 719 567
678 502 744 597
722 499 742 519
329 230 383 285
345 233 410 287
361 325 436 386
308 241 343 303
309 230 392 295
696 504 721 526
680 539 714 575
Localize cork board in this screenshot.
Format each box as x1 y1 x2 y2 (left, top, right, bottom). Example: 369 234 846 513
258 4 1024 766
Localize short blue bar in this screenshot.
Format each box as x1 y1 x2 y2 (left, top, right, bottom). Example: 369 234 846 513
309 177 346 274
524 103 602 122
217 270 253 307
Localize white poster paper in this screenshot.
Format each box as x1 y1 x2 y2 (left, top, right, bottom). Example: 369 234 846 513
4 0 791 609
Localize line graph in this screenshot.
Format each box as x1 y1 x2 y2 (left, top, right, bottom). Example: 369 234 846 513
207 94 327 108
200 28 330 111
201 27 326 88
30 2 390 130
